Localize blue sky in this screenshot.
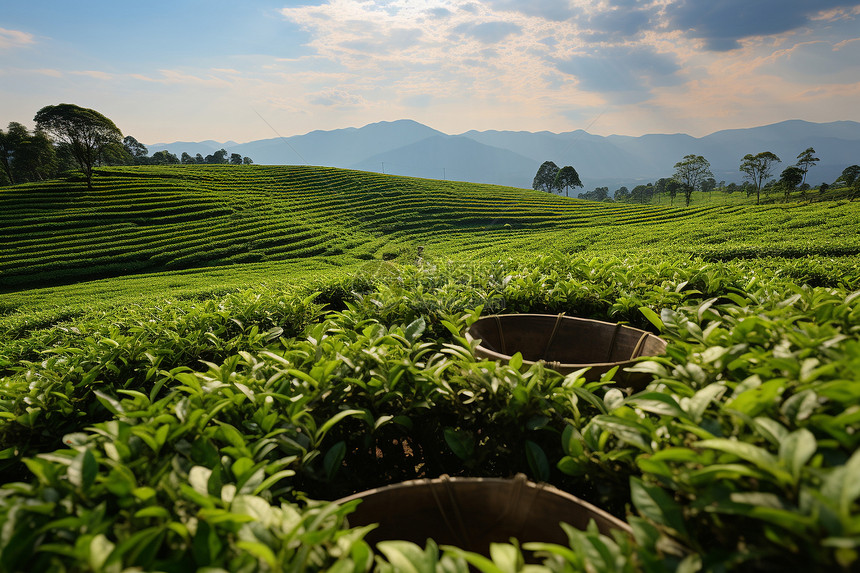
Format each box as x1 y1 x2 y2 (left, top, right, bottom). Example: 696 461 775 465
2 1 859 143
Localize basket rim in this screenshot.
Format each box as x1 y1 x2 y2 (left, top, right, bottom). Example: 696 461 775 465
464 313 666 369
334 474 632 534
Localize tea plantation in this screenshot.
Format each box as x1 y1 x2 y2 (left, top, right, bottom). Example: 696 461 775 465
1 166 859 572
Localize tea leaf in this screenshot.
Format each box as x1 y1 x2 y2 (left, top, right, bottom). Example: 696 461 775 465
779 429 817 482
324 441 346 481
630 477 688 538
525 440 550 482
68 449 97 492
444 428 475 461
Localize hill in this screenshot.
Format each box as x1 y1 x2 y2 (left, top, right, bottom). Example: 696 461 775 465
147 119 860 191
2 165 860 571
2 165 859 302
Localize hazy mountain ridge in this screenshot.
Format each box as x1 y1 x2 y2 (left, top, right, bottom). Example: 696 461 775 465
147 119 860 191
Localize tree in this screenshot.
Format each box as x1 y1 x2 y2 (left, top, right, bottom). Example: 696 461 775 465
151 150 179 164
212 149 228 164
630 183 652 203
819 182 829 196
673 154 713 207
34 104 123 189
181 152 194 164
701 177 716 195
740 151 781 205
243 156 253 165
553 165 583 197
0 123 23 184
613 186 630 202
0 122 57 185
123 136 148 164
533 161 560 193
795 147 819 187
195 153 205 164
230 153 243 165
578 186 608 201
665 179 681 206
779 166 803 201
838 165 860 187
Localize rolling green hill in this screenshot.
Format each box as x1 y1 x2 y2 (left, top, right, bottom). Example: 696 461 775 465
3 165 858 293
2 165 860 571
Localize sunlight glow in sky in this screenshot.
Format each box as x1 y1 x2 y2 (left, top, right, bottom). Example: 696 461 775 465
2 1 859 143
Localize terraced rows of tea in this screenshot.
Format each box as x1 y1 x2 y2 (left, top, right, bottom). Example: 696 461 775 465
3 165 860 571
3 165 859 293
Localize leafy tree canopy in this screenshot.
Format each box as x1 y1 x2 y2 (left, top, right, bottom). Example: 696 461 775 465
673 154 713 207
533 160 560 193
553 165 583 197
34 104 123 188
740 151 781 205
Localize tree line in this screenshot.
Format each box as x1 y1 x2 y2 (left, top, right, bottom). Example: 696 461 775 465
534 147 860 206
0 104 253 189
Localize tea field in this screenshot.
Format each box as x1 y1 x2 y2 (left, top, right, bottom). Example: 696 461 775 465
1 166 859 571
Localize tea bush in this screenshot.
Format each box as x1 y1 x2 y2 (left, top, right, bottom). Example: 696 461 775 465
2 254 859 571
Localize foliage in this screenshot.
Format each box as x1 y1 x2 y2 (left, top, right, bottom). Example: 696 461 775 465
672 155 713 207
532 161 560 193
740 152 781 205
34 104 124 189
552 165 583 197
780 166 804 201
0 122 58 185
795 147 819 187
1 252 860 571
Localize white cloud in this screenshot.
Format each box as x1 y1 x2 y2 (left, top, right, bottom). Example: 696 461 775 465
0 27 34 50
309 88 367 107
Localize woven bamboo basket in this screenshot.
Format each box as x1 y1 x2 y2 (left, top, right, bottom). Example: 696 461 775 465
465 314 667 390
335 474 630 556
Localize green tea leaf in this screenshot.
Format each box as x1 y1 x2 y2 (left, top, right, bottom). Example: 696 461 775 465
323 441 346 481
405 317 426 342
638 306 663 331
68 449 97 492
630 477 688 537
525 440 550 482
778 428 816 482
443 428 475 460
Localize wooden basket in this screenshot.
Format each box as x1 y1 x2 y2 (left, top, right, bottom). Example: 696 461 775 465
465 314 666 390
335 474 630 556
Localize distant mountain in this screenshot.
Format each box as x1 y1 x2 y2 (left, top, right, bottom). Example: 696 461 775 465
350 135 537 187
146 119 860 191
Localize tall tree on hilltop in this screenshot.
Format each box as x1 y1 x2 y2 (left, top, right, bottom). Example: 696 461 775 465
779 165 804 201
673 154 713 207
553 165 583 197
0 122 57 185
123 136 149 165
665 179 681 206
34 104 123 189
795 147 819 187
740 151 781 205
0 124 21 184
532 160 560 193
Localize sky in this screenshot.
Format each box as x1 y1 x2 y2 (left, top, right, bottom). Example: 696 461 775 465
2 0 860 144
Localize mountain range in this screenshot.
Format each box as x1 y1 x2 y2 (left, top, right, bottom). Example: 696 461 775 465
147 119 860 192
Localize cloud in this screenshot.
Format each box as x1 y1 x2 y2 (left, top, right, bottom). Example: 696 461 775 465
0 27 35 50
309 88 366 107
762 38 860 83
70 70 113 81
453 21 522 44
584 5 657 40
555 46 682 102
665 0 860 50
486 0 579 22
